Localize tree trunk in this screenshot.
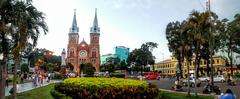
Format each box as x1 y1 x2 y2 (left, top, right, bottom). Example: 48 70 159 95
152 64 155 72
0 62 4 99
187 60 190 96
194 51 199 96
177 54 182 79
0 32 8 99
0 63 2 99
13 56 20 99
194 58 198 96
196 57 201 78
1 58 7 99
230 49 233 76
210 52 214 92
206 59 210 76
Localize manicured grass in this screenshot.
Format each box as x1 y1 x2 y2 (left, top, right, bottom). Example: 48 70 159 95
158 91 214 99
6 84 55 99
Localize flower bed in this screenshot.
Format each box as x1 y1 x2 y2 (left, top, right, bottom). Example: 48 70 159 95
53 77 159 99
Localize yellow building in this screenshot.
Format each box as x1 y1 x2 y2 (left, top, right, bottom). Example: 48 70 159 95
152 56 226 78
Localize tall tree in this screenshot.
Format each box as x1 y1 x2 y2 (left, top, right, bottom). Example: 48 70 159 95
127 42 158 75
0 0 16 98
140 42 158 71
4 0 48 98
221 14 240 76
166 21 185 79
166 20 193 95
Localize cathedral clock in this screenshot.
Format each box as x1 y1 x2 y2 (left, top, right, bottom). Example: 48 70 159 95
79 50 87 58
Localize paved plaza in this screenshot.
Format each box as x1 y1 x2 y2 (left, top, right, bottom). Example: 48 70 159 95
5 80 60 96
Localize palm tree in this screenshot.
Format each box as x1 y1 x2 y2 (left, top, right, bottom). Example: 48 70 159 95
0 0 16 98
188 10 211 96
2 0 48 98
188 10 224 95
181 21 194 96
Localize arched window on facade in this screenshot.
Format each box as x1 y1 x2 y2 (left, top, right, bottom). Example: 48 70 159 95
91 48 97 58
70 48 74 57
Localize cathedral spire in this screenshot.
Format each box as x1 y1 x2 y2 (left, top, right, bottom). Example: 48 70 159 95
90 8 100 33
70 9 79 33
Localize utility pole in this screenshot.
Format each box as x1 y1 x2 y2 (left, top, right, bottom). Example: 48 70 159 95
207 0 215 93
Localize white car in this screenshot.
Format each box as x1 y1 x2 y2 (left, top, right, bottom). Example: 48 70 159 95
182 78 201 87
199 76 210 82
213 75 225 82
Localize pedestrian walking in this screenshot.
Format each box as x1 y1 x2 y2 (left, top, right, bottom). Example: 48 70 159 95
47 73 51 83
20 73 24 83
33 73 38 86
6 75 9 87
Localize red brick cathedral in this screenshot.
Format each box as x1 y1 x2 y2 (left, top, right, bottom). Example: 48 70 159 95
67 9 100 72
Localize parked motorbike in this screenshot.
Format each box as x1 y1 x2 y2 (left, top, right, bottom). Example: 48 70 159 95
171 85 183 91
202 84 221 95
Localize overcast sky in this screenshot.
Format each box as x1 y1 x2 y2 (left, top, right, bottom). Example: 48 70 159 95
33 0 240 62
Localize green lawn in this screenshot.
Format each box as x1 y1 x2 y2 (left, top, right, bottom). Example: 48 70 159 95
6 84 55 99
6 83 214 99
158 91 214 99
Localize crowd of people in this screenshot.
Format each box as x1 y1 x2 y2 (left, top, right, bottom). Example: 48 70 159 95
31 71 54 87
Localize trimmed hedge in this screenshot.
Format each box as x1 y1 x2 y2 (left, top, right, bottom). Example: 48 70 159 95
110 72 125 78
54 78 159 99
54 72 63 79
50 90 67 99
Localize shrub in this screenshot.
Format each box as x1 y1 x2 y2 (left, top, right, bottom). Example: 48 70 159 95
54 78 159 99
233 73 240 78
50 89 67 99
54 72 63 79
110 72 125 78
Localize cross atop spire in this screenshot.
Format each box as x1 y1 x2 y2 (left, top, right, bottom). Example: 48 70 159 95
70 9 79 33
90 8 100 33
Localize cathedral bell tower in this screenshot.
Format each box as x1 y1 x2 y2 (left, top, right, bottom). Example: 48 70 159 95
90 8 100 72
67 9 79 71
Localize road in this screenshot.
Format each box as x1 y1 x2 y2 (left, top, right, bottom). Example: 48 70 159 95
147 78 240 98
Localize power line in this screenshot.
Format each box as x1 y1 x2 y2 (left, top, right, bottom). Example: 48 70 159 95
198 0 206 10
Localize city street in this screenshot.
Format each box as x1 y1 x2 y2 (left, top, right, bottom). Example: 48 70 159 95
147 78 240 98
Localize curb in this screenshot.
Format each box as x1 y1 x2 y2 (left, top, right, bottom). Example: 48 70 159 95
158 88 216 97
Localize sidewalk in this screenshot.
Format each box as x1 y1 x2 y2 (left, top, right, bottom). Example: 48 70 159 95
5 80 61 96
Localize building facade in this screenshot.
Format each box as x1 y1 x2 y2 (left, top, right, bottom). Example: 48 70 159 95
152 56 227 78
100 54 117 65
114 46 129 62
67 9 100 72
